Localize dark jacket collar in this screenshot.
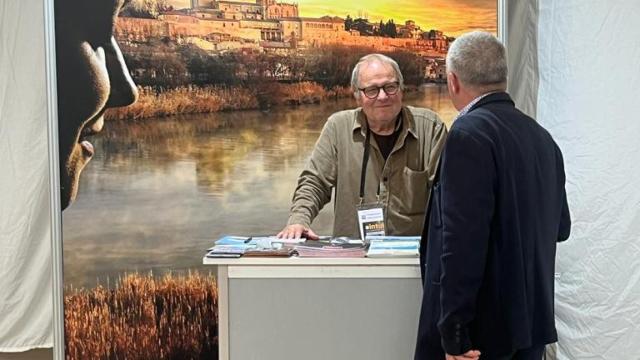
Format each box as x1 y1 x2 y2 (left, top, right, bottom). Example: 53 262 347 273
468 91 514 113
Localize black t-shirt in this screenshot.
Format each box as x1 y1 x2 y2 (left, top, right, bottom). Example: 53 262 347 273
372 122 401 161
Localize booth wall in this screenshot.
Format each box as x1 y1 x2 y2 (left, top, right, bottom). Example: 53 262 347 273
536 1 640 358
505 0 539 119
0 0 54 356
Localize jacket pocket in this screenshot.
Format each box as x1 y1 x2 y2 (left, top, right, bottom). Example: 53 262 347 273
400 166 429 215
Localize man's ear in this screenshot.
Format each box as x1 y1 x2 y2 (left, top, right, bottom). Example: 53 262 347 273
354 92 362 107
447 71 460 95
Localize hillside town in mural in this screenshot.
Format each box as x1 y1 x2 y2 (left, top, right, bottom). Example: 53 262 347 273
108 0 454 121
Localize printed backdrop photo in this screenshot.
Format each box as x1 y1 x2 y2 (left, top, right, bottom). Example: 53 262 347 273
55 0 496 357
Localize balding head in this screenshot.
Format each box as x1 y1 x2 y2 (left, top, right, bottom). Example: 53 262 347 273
351 54 405 99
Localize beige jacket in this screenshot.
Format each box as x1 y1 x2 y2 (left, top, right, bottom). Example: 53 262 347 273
288 106 448 238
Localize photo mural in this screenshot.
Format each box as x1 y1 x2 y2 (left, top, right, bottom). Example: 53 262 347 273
55 0 496 357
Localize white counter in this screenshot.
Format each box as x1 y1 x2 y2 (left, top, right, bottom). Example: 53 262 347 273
203 256 422 360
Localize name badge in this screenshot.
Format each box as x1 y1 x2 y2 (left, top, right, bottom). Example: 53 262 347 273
356 203 386 241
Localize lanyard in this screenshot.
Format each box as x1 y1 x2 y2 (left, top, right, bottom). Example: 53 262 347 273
359 128 381 204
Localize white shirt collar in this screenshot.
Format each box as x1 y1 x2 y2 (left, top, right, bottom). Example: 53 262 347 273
455 91 498 120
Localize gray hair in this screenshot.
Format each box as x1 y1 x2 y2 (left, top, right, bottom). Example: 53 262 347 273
446 31 507 89
351 54 405 98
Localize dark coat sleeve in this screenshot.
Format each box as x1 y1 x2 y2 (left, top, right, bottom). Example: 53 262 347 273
556 145 571 242
437 127 496 355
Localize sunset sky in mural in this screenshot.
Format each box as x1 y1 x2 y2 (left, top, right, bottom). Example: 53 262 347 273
168 0 497 36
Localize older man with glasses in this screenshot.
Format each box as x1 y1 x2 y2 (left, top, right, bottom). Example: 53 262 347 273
278 53 447 240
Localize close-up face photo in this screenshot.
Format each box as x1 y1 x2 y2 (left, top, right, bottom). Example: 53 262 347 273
55 0 137 209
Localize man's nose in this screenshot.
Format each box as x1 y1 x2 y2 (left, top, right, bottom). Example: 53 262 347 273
104 37 138 108
377 88 389 101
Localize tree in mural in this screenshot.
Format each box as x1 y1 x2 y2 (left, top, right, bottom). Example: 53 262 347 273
120 0 171 19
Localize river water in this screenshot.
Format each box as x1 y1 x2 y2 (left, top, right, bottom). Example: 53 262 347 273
62 84 456 288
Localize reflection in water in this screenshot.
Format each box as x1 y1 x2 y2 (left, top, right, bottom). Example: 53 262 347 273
63 84 455 288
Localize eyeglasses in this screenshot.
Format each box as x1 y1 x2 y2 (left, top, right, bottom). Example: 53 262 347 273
358 81 401 99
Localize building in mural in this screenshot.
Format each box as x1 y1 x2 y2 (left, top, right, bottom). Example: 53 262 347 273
116 0 453 56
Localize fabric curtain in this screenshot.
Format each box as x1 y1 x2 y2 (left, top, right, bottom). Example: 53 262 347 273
505 0 539 119
507 0 640 358
0 0 54 351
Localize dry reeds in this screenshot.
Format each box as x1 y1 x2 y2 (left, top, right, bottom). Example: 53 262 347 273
274 81 327 105
106 86 258 121
326 85 353 99
64 272 218 360
105 82 353 121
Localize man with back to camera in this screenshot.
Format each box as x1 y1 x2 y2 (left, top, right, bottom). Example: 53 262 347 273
414 31 571 360
277 54 448 240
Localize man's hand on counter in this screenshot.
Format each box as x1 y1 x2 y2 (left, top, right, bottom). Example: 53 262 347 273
277 224 319 240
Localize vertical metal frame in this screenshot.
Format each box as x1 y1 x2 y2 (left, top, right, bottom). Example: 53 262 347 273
43 0 65 358
498 0 507 45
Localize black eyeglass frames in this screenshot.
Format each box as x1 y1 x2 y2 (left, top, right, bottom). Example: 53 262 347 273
358 81 401 99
